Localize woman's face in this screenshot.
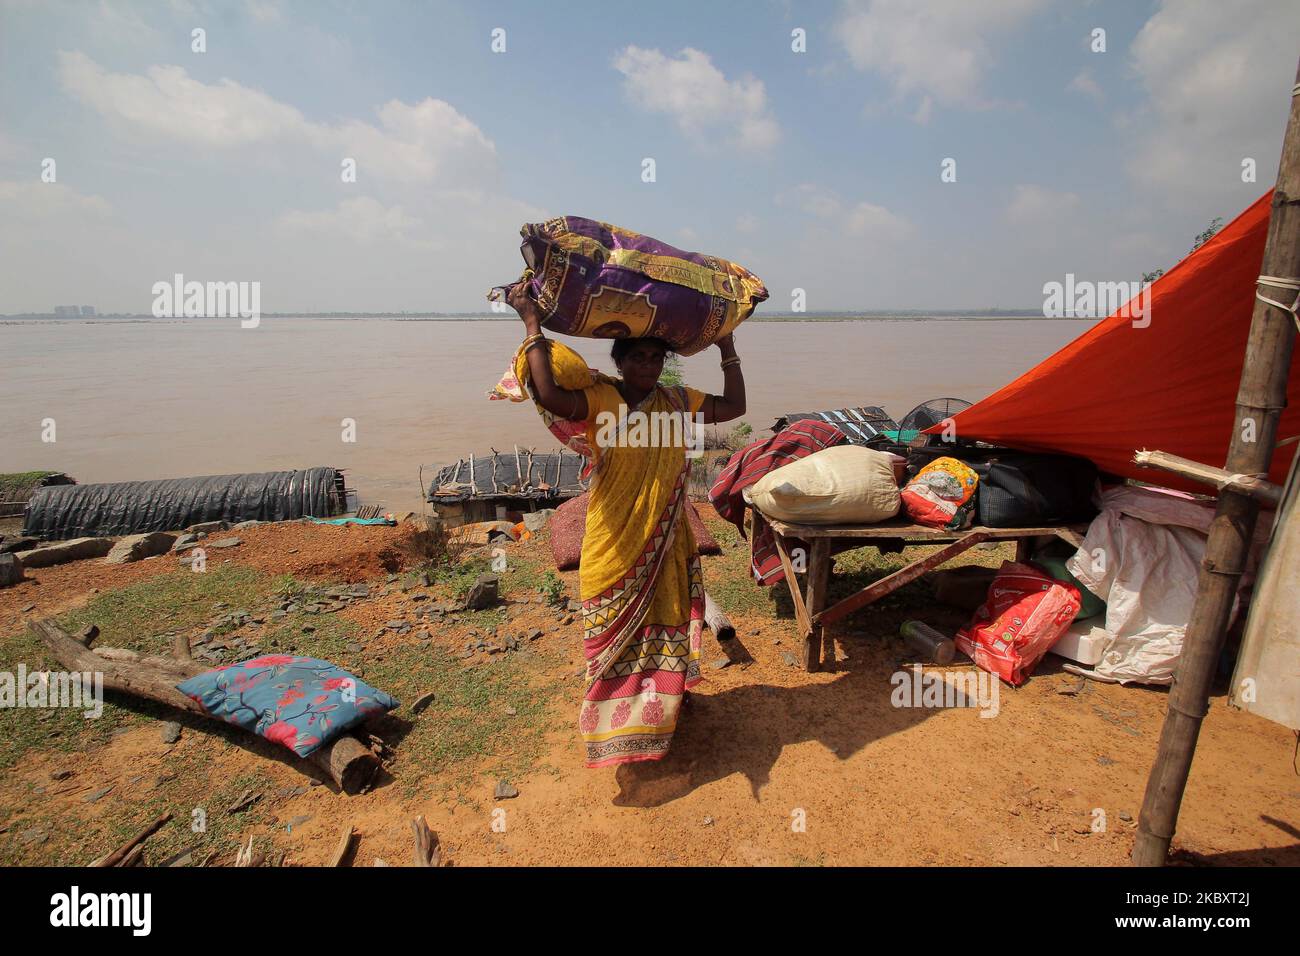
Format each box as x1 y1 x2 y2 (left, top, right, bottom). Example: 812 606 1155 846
617 340 666 391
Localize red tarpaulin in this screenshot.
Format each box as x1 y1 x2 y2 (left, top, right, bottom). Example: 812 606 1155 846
928 191 1299 494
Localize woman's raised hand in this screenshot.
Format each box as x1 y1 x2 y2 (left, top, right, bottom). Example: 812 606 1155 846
506 281 541 330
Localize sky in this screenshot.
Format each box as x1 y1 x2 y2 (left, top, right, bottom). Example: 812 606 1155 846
1 0 1297 314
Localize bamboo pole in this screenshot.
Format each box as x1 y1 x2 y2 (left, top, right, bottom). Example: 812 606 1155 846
1133 61 1300 867
1134 449 1283 507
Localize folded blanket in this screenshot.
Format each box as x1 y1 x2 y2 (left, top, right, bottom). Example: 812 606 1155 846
708 420 847 585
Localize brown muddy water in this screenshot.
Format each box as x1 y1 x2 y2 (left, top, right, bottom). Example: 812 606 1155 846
1 317 1094 513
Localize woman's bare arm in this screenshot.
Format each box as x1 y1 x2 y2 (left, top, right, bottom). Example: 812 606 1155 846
508 282 589 421
698 333 745 424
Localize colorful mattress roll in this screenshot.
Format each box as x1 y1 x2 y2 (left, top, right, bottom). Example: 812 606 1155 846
505 217 768 356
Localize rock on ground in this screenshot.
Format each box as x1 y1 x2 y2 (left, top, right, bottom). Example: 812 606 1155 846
0 536 39 554
464 573 500 610
523 509 557 533
494 780 520 800
186 520 226 534
0 553 23 588
171 533 202 552
105 532 177 564
18 537 115 569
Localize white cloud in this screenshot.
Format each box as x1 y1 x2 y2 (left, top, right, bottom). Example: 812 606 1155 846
837 0 1044 115
0 180 112 220
784 183 842 218
1006 184 1081 225
58 51 305 146
275 197 425 245
779 184 912 239
246 0 282 23
87 0 166 44
1067 70 1103 102
331 99 497 185
845 201 912 238
612 46 780 150
57 51 497 185
1126 0 1300 200
735 213 759 234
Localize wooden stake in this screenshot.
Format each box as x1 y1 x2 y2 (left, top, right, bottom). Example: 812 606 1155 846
1133 60 1300 867
234 836 264 868
328 824 357 867
89 812 173 867
410 815 441 867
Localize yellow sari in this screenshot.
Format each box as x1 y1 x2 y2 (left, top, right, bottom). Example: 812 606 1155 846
576 378 707 766
490 340 707 767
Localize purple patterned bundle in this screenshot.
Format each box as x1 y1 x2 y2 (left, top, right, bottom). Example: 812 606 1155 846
494 216 768 356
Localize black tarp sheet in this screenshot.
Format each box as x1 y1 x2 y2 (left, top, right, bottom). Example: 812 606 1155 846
22 467 346 540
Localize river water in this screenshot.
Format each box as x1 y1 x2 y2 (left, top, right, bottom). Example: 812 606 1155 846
2 317 1094 512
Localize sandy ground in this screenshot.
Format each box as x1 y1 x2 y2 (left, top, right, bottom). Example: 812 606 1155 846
2 513 1297 867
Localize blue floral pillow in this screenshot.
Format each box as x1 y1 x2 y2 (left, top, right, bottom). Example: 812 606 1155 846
177 655 399 758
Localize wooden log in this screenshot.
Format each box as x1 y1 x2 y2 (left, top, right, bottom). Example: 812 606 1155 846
411 815 441 867
1133 59 1300 867
1134 449 1283 507
118 845 145 867
93 647 140 662
30 618 380 795
90 812 173 867
329 824 357 867
702 590 735 642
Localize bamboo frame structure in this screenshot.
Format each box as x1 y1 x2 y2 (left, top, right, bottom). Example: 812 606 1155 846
1132 60 1300 866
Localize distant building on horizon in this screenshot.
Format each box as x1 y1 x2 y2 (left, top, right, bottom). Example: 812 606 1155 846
52 305 95 316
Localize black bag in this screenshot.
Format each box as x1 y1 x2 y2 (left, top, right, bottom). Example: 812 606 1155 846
903 446 1099 527
970 452 1098 527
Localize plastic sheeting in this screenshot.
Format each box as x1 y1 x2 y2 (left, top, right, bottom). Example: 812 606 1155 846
22 467 346 540
1067 506 1205 685
1062 486 1265 685
926 191 1300 492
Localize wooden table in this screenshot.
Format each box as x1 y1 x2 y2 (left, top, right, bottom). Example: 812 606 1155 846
749 508 1088 672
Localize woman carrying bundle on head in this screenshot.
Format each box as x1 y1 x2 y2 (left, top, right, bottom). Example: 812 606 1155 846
505 281 746 768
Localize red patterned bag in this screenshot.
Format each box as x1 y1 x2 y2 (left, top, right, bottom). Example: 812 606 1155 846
954 561 1081 686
